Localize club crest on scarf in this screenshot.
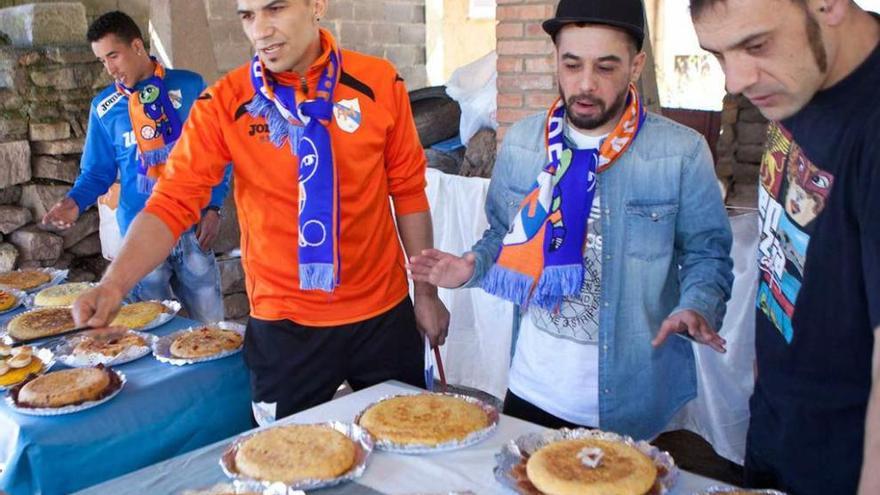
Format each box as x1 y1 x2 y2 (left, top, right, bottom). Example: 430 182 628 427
481 84 646 310
116 59 183 194
246 29 342 292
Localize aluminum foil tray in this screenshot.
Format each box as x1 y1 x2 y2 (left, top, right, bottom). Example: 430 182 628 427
494 428 678 495
220 421 373 492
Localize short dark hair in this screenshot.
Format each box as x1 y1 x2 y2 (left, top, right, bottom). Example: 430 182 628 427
690 0 808 18
87 11 143 44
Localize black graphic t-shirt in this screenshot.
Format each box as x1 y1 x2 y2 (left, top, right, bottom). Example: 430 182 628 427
750 39 880 492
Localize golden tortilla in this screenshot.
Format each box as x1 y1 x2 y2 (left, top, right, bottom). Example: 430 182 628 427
0 270 51 291
7 307 76 341
234 425 356 483
358 394 490 446
526 438 657 495
33 282 93 307
110 301 165 329
17 367 111 408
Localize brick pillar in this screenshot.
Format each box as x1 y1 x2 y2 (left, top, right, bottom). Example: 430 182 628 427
496 0 557 141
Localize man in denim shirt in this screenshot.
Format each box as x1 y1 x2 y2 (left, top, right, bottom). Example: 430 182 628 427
42 12 230 322
410 0 733 440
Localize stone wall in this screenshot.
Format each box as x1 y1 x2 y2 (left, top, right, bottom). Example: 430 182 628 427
716 94 768 207
0 2 249 320
204 0 429 89
0 43 111 279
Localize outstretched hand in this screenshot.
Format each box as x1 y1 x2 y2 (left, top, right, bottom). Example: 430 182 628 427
652 309 727 353
408 249 476 289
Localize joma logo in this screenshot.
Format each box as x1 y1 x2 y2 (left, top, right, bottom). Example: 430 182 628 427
248 124 269 136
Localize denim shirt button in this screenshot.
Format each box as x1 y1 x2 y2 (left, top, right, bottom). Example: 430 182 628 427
651 212 659 220
604 388 611 394
605 254 612 261
604 208 611 215
603 302 609 308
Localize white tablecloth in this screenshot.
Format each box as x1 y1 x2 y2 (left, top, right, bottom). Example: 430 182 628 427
425 169 759 464
77 381 732 494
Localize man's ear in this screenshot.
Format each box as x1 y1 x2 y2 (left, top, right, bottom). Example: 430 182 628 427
815 0 848 26
630 51 647 83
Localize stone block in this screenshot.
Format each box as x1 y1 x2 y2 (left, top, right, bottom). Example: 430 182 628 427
29 66 78 90
8 225 62 261
0 242 17 271
735 144 767 164
0 140 30 188
60 208 98 249
0 88 23 111
735 122 769 146
0 185 21 205
223 292 249 320
32 155 79 183
42 46 96 65
68 232 100 256
20 183 69 220
0 3 88 47
0 115 27 140
0 205 31 234
218 255 245 294
32 137 84 155
29 121 70 141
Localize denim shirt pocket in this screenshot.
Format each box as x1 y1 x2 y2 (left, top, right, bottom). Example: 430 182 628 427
624 201 679 261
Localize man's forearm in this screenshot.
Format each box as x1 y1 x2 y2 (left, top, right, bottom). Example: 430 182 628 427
858 330 880 494
101 212 176 295
396 210 436 297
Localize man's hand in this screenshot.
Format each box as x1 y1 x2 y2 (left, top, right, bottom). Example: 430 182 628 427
652 309 727 353
408 249 476 289
413 292 450 348
72 283 126 328
42 197 80 230
196 208 221 251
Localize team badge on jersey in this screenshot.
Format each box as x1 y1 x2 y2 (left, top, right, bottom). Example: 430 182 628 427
168 89 183 110
333 98 361 133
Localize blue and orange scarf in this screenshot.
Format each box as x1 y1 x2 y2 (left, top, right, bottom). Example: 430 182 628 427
116 59 183 194
482 84 646 310
246 29 341 292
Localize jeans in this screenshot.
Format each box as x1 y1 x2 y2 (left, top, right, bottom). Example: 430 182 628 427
129 230 225 323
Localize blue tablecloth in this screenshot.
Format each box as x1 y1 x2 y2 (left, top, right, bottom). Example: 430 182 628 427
0 310 253 495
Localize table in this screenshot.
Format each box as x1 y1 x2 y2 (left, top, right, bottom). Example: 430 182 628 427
80 381 733 495
0 312 253 495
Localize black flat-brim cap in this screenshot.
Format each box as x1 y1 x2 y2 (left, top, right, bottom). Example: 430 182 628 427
542 0 645 50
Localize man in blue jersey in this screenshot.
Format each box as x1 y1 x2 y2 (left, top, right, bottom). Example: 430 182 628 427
43 11 230 323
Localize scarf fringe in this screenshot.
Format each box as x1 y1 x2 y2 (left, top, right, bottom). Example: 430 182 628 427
140 142 175 168
481 265 535 308
532 264 585 310
247 94 300 153
136 174 156 195
299 263 335 291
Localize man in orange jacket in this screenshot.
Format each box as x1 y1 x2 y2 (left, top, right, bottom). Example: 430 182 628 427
73 0 449 423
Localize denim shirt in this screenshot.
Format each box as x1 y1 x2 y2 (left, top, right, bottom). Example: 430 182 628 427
466 112 734 440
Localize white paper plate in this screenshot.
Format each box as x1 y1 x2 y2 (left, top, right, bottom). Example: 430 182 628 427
153 321 245 366
51 329 156 367
6 368 125 416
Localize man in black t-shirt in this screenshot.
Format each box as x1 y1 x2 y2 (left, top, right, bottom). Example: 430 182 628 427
691 0 880 493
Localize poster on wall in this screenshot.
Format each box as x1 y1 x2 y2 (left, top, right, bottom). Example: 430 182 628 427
469 0 495 19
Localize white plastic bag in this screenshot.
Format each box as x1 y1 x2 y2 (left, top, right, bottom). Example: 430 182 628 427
445 50 498 146
97 183 123 261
